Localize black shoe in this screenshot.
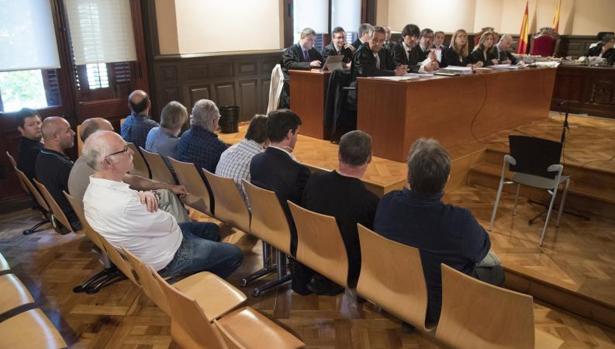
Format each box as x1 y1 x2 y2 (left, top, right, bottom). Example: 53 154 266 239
291 284 312 296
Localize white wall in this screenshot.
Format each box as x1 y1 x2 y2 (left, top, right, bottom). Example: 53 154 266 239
156 0 283 55
387 0 476 32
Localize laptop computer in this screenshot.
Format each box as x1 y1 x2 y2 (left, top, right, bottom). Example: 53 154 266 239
322 55 345 71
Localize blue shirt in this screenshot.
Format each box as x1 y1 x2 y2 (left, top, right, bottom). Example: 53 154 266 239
176 125 227 173
373 189 491 326
145 127 180 158
121 113 159 149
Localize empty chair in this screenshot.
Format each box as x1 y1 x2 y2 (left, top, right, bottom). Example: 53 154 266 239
151 266 304 349
0 274 35 315
64 192 122 293
242 180 292 296
32 178 75 234
203 170 250 233
0 252 9 274
288 201 348 288
119 247 246 320
489 135 570 246
127 142 151 179
139 147 176 185
6 151 50 235
356 224 430 331
436 264 563 349
169 157 214 216
0 309 67 349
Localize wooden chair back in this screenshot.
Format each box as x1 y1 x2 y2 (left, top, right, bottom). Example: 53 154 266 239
33 178 73 232
5 151 28 194
169 157 213 216
151 266 228 349
436 264 535 349
204 170 250 233
13 166 50 214
0 252 9 274
288 201 348 287
95 235 139 286
0 274 35 315
139 147 176 185
356 224 429 330
242 180 291 255
64 192 104 251
0 308 67 349
127 142 151 179
118 248 170 315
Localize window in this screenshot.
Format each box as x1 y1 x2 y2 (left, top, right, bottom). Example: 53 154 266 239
85 63 109 89
0 0 62 112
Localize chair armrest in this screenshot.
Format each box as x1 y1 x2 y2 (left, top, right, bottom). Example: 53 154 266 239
547 164 563 174
503 154 516 166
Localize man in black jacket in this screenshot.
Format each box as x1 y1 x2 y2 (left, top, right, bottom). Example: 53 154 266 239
282 27 323 74
15 108 43 181
280 28 324 108
392 26 439 72
322 26 353 66
351 26 406 80
250 109 311 294
391 24 420 67
495 34 518 64
351 23 374 50
587 34 615 65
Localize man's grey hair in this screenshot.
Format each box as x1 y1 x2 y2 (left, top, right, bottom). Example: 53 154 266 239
339 130 372 166
300 27 316 39
81 131 113 171
359 23 375 38
160 101 188 130
407 138 451 194
190 99 220 131
498 34 513 44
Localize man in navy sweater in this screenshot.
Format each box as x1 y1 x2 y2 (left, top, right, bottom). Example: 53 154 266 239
374 138 502 326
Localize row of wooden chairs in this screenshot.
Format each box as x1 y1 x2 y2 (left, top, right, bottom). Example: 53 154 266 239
0 252 67 349
63 191 304 348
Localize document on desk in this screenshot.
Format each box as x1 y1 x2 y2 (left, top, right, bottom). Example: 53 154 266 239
442 66 473 73
372 75 420 81
491 64 520 70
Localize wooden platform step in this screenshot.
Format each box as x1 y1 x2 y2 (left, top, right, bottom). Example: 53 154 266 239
468 154 615 220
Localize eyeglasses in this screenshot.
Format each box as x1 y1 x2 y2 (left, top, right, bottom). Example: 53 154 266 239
105 145 129 159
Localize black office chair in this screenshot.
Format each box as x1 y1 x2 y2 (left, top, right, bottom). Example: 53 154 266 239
489 135 571 246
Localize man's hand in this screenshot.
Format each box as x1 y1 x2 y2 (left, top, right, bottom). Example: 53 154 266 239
137 191 159 212
310 60 322 68
169 185 188 196
394 64 407 76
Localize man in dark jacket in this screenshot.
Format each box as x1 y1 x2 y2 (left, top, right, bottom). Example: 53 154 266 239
351 25 406 80
322 26 354 67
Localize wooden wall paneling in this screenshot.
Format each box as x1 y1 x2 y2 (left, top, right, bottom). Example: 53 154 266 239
238 79 259 121
214 82 237 107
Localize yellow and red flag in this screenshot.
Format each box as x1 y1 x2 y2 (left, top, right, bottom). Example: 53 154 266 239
517 1 530 54
552 0 561 33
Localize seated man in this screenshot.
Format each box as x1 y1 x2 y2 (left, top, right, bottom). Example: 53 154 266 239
495 34 518 64
351 25 406 80
120 90 159 149
145 100 188 158
300 130 379 295
68 117 189 223
351 23 373 50
322 26 354 66
587 33 615 65
82 130 243 279
391 24 420 67
16 108 43 180
250 109 311 293
410 28 438 71
215 114 268 202
374 138 502 326
177 99 228 173
34 117 80 230
281 27 324 108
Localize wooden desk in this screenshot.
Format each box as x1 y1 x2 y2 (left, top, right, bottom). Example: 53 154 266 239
357 68 557 162
552 65 615 119
289 70 330 139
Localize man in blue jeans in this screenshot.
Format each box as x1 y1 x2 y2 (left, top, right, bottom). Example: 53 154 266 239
82 130 242 280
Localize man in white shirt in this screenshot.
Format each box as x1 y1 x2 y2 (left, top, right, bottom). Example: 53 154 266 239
82 130 243 279
215 115 268 202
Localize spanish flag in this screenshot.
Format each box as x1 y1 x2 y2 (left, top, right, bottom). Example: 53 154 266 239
552 0 561 33
517 1 529 54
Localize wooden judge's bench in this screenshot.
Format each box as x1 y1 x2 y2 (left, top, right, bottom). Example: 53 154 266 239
289 68 557 162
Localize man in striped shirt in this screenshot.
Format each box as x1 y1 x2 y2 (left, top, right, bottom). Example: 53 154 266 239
215 115 268 202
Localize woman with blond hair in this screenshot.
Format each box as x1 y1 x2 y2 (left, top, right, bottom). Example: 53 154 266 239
470 31 499 67
441 29 474 67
